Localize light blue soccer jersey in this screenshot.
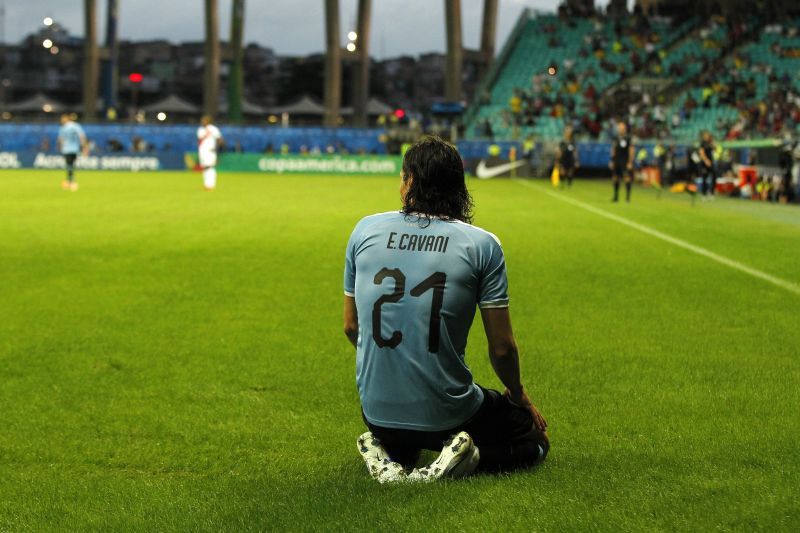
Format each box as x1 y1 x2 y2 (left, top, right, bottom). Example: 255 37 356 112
344 211 510 431
58 121 85 155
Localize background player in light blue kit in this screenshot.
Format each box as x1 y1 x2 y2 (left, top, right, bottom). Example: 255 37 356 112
343 137 549 483
57 113 88 191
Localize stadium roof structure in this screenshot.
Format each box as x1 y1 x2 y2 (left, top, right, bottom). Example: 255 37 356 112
141 94 200 114
341 97 394 116
5 93 70 113
270 95 326 116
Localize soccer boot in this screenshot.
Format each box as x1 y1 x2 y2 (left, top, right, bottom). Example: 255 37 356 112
356 432 407 484
407 431 479 482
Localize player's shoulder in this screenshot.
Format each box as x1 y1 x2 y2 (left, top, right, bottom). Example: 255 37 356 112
353 211 402 230
448 219 502 247
348 211 401 244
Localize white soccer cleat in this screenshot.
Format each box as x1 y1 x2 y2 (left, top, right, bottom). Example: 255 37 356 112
356 432 407 484
407 431 480 482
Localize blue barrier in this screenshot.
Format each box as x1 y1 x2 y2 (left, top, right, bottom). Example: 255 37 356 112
457 140 690 168
0 124 696 170
0 150 186 171
0 124 387 155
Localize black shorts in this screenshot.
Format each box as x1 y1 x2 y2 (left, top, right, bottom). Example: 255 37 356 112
612 163 631 176
64 153 77 166
560 159 575 171
363 386 548 470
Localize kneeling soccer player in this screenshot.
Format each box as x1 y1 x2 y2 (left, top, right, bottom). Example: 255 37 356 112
343 137 549 484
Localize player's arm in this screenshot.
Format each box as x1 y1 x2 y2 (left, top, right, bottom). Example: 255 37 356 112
343 295 358 348
627 143 635 169
609 144 615 169
575 145 580 168
480 307 547 431
80 134 89 156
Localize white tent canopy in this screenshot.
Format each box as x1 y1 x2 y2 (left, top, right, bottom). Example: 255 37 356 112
219 98 267 115
5 93 69 113
270 95 325 115
341 97 394 116
141 94 200 114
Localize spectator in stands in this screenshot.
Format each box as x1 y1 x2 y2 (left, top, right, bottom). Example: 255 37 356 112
132 136 147 153
107 138 124 152
509 91 522 117
482 119 494 140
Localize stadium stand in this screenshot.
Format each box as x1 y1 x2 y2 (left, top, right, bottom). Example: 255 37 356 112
468 9 696 141
466 9 800 150
669 20 800 141
647 18 729 84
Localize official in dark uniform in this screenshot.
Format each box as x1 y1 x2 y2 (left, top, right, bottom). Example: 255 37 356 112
609 121 635 202
698 130 716 200
779 132 795 203
557 126 579 188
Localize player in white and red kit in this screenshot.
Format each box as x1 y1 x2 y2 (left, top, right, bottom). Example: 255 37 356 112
197 115 223 190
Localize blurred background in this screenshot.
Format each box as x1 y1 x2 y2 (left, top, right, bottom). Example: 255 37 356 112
0 0 799 202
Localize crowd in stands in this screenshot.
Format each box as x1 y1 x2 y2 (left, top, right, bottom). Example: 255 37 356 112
676 21 800 140
646 16 740 82
474 11 690 141
471 7 800 145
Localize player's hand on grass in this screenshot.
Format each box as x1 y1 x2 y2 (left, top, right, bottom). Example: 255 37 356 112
505 388 547 432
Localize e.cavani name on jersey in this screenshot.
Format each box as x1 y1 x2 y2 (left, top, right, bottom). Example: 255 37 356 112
345 210 509 431
386 231 450 253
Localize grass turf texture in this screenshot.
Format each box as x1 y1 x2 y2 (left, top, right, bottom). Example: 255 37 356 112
0 170 798 531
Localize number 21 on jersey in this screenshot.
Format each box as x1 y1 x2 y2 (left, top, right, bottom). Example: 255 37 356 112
371 267 446 353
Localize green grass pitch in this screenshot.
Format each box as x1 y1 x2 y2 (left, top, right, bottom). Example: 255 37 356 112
0 169 798 531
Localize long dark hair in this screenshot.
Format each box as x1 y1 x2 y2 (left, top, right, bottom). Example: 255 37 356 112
401 136 473 225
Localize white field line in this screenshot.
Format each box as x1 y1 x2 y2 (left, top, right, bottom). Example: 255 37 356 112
515 179 800 296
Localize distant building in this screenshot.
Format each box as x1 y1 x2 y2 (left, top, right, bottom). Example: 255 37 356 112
0 23 482 123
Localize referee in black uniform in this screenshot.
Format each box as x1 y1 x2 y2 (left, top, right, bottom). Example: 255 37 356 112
557 126 579 188
698 130 716 200
609 121 635 202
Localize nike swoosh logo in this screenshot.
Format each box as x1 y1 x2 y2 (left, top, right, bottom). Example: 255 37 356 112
475 160 526 179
